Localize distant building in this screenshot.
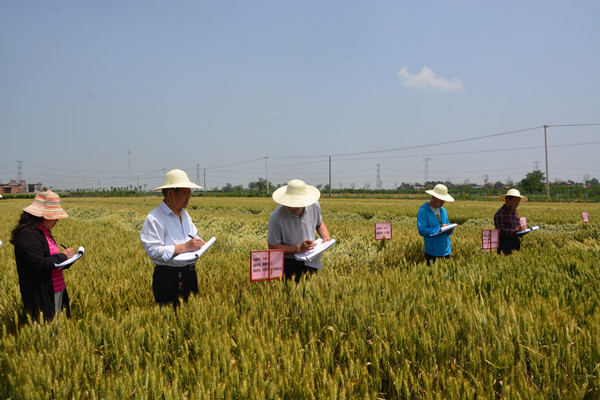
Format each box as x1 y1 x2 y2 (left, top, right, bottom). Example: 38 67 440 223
0 180 43 194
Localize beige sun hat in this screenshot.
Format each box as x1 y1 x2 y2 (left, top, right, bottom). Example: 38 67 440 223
23 190 68 219
499 188 527 202
272 179 321 208
425 184 454 202
153 169 202 191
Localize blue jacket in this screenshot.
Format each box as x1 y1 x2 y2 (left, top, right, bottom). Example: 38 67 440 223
417 202 453 257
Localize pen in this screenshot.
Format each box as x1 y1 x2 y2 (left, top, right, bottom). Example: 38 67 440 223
188 235 194 239
60 243 67 249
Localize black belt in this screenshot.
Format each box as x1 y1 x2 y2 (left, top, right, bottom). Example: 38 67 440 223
154 264 195 271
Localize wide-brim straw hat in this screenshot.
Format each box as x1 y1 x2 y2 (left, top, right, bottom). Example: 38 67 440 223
153 169 202 191
23 190 68 219
272 179 321 208
500 188 528 202
425 184 454 202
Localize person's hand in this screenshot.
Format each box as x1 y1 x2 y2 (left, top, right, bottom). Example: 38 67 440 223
517 224 527 232
321 236 331 242
298 240 316 253
185 238 206 252
63 248 76 258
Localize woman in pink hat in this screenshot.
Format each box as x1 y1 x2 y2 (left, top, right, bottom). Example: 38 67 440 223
10 190 76 321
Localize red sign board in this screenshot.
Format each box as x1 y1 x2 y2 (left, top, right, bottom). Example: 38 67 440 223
482 229 500 250
375 222 392 240
250 250 284 282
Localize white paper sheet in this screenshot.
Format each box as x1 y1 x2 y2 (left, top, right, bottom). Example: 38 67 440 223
55 246 85 268
294 238 336 262
516 226 540 236
173 237 217 262
430 223 458 236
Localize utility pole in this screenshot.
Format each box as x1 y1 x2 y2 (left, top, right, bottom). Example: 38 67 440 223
265 157 269 194
544 125 550 201
128 150 132 185
203 168 206 196
196 164 200 186
329 156 332 198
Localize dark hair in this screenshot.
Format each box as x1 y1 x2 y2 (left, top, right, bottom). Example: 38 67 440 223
10 212 44 245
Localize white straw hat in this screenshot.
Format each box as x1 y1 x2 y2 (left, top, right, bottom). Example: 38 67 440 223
425 184 454 202
153 169 202 191
499 188 527 202
272 179 321 208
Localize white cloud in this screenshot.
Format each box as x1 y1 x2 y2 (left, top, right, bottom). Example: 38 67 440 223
266 110 281 118
397 66 462 91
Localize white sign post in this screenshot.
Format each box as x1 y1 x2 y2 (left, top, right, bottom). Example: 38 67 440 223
582 212 589 223
375 222 392 240
250 250 284 282
519 217 527 227
482 229 500 253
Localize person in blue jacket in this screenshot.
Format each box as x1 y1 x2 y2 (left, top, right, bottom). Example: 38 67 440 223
417 184 455 265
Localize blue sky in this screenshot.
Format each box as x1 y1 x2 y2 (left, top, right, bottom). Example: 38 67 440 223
1 1 599 190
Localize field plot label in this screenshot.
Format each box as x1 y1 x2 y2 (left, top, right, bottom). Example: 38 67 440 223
520 217 527 226
375 222 392 240
250 250 284 282
582 212 589 223
481 229 499 250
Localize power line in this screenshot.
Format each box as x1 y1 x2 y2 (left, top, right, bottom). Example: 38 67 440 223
547 123 600 128
269 126 542 159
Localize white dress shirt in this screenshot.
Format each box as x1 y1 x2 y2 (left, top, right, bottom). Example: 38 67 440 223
140 201 201 267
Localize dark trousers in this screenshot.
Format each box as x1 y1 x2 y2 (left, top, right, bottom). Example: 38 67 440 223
425 253 450 266
498 236 520 255
153 265 198 307
285 258 316 283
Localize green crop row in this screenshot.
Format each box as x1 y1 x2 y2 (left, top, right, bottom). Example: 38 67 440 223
0 197 598 399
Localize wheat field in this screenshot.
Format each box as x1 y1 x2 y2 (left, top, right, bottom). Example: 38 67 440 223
0 196 598 399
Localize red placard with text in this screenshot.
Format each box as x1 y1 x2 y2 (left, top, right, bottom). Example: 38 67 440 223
250 250 284 282
582 212 589 223
481 229 499 250
375 222 392 240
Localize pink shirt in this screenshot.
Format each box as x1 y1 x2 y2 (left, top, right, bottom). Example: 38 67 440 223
39 226 66 293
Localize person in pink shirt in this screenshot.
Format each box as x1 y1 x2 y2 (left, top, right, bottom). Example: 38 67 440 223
10 190 75 321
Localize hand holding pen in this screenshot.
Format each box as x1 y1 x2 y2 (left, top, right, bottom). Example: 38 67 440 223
60 243 76 258
185 235 206 252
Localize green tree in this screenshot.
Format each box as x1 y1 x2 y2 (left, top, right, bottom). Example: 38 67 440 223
248 178 272 192
520 169 545 193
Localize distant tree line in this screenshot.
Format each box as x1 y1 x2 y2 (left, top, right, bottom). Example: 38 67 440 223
2 170 596 201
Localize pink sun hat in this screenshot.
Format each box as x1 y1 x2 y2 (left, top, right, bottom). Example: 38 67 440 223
23 190 68 219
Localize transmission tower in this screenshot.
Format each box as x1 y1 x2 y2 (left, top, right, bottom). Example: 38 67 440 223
17 160 23 181
196 163 200 186
128 150 132 184
422 156 432 184
376 164 382 189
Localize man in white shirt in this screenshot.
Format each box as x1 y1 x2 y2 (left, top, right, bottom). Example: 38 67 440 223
140 169 205 306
